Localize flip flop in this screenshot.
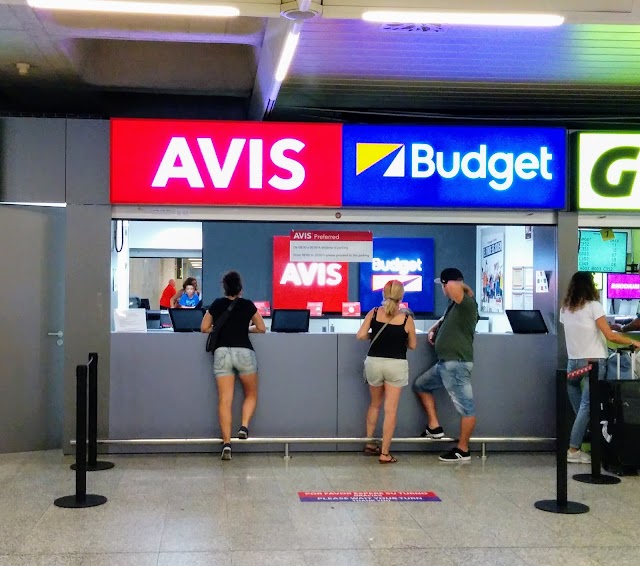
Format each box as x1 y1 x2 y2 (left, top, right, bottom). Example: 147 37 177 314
379 453 397 464
363 445 381 456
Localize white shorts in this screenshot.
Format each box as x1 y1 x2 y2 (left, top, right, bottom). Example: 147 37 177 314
364 356 408 388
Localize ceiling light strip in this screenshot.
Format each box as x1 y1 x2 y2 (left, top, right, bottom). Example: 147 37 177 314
274 23 302 83
362 11 564 27
27 0 239 17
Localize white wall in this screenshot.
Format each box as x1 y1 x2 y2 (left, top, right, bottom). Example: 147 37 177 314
128 221 202 250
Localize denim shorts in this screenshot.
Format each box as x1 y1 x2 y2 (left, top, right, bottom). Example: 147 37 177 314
364 356 409 388
213 347 258 378
412 360 475 417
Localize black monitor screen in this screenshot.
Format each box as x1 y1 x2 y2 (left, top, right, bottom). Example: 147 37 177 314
505 310 549 334
169 308 205 332
271 309 310 333
140 298 151 310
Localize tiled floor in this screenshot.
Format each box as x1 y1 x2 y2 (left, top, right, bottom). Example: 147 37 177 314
1 449 639 565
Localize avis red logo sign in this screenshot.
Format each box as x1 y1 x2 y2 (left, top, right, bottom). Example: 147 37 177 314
110 119 342 207
272 236 348 312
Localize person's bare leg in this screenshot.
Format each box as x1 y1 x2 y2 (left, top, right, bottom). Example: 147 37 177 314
238 372 258 429
380 383 402 460
416 391 440 429
457 416 476 453
365 385 384 451
216 375 235 444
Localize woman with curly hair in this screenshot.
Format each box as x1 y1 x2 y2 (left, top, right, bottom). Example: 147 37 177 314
560 271 640 464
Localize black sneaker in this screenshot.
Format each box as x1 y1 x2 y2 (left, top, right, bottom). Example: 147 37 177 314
421 425 445 439
221 443 232 461
439 447 471 462
237 426 249 440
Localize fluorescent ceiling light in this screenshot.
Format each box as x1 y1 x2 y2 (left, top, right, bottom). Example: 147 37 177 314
27 0 240 17
274 26 301 83
362 11 564 27
2 201 66 208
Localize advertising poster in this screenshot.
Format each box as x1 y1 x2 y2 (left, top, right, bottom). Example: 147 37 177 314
480 228 504 313
359 238 434 313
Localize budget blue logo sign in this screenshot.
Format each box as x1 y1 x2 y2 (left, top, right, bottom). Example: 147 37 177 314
359 238 435 313
342 126 566 209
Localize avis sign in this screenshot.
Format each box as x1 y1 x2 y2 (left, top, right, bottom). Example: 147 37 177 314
272 236 348 312
578 133 640 211
290 230 373 262
110 119 342 207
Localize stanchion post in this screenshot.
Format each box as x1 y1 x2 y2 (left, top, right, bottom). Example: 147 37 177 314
84 352 114 471
55 365 107 509
535 369 589 514
574 361 620 485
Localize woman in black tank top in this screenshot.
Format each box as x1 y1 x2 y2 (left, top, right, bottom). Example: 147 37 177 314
357 280 417 463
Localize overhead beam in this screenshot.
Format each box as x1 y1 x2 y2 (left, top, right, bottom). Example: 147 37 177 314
248 16 294 120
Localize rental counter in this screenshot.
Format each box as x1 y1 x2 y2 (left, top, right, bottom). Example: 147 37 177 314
109 332 556 453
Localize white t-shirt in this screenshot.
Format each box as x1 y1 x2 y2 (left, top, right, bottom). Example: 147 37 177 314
560 300 607 359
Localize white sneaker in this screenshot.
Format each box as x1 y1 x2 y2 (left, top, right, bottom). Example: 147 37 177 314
567 450 591 464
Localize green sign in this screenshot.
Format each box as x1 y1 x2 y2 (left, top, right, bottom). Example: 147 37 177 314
578 133 640 211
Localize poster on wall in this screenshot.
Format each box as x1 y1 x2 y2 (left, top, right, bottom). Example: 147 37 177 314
480 228 505 313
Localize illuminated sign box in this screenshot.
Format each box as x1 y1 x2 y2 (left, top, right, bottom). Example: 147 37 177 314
359 238 435 313
342 125 566 209
110 119 343 207
577 132 640 211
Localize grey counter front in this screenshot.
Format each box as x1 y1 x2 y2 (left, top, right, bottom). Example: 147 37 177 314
109 332 557 453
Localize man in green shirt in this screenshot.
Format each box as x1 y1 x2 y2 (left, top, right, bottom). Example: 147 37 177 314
413 268 479 462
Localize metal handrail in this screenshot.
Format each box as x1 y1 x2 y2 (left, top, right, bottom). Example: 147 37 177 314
72 436 554 445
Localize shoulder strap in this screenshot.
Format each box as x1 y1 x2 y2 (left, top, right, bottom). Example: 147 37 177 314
213 297 240 330
368 308 389 353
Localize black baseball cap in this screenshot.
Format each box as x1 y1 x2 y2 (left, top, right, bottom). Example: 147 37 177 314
434 268 464 285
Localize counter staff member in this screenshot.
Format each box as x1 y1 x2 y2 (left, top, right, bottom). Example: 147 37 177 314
171 277 202 309
201 271 266 461
413 268 478 463
159 278 176 310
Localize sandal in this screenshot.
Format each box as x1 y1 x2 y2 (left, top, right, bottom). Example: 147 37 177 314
363 444 381 456
379 453 397 464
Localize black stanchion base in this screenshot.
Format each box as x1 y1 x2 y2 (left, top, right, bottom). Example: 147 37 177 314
573 473 621 485
71 461 115 472
54 494 107 509
534 500 590 514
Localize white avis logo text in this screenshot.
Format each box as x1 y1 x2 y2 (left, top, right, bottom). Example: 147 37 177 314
152 137 306 190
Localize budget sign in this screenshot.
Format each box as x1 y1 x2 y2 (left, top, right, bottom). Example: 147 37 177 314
342 125 566 209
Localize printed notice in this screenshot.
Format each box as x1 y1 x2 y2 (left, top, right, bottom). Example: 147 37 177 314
298 491 441 503
290 231 373 262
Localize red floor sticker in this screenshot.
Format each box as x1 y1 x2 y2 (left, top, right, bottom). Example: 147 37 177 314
298 491 440 502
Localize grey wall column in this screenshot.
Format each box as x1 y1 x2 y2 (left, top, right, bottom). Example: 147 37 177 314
63 119 112 453
556 212 579 369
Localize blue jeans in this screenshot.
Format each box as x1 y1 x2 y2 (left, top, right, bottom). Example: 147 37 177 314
413 360 475 417
566 358 606 450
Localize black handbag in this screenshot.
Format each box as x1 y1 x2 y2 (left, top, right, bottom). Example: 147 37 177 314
205 298 240 353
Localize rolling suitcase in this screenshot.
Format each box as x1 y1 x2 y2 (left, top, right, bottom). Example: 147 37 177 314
601 379 640 475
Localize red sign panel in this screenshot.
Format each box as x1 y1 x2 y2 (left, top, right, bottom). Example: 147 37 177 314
254 301 271 316
272 236 348 312
110 119 342 206
342 302 361 317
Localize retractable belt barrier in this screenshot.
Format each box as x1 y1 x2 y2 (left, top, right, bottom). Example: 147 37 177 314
535 369 589 515
54 363 108 509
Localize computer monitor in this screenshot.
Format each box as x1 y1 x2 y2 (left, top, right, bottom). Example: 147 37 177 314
270 309 311 333
168 308 205 333
505 309 549 334
140 298 151 310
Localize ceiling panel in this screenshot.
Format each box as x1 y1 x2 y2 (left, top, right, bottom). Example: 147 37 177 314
276 19 640 116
